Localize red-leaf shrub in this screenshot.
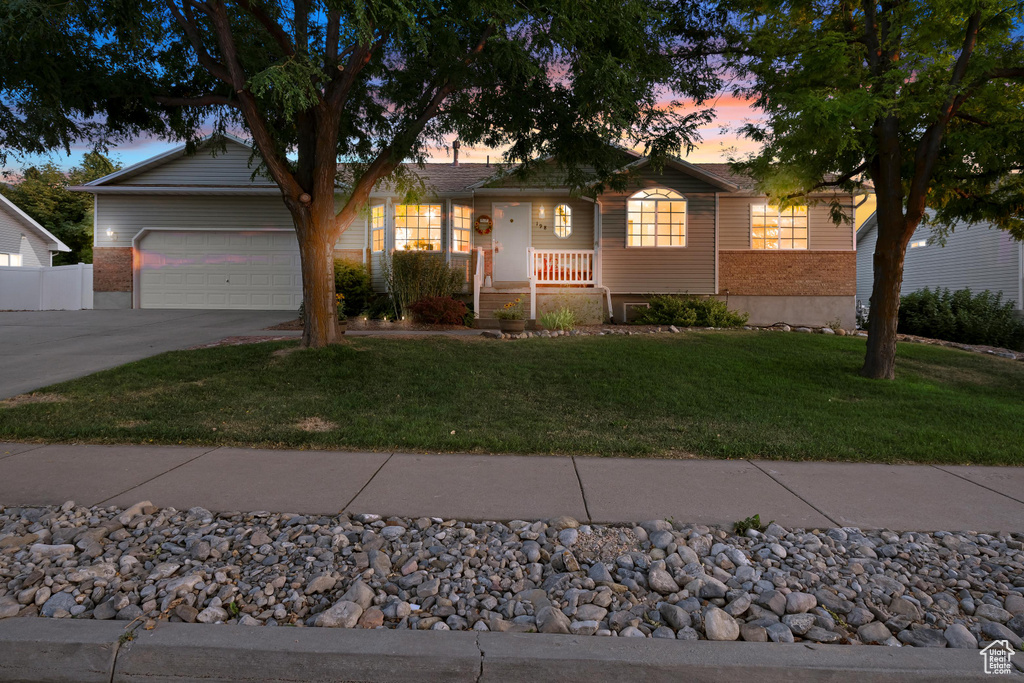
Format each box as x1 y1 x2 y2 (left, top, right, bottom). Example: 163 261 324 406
409 296 469 325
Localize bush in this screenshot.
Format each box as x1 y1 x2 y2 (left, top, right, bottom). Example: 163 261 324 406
334 259 373 317
538 307 578 331
365 293 396 320
634 295 749 327
896 287 1024 350
383 251 465 317
408 296 470 325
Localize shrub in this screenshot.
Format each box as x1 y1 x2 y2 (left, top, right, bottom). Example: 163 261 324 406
383 251 465 317
896 287 1024 350
408 296 470 325
365 293 396 320
634 295 749 328
334 259 373 317
538 307 578 331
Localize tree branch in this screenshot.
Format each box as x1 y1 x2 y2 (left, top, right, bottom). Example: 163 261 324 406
234 0 293 55
164 0 233 85
154 94 239 108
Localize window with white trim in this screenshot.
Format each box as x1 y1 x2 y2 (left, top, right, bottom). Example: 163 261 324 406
0 253 22 267
751 204 808 250
910 239 927 248
395 204 442 251
370 205 385 252
627 189 686 247
452 205 472 252
554 204 572 238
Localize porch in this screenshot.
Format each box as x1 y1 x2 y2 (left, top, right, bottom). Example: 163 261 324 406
472 247 609 326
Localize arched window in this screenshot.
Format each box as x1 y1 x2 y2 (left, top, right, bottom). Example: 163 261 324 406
627 189 686 247
554 204 572 238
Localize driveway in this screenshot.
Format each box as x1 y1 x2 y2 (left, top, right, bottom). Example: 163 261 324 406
0 309 297 399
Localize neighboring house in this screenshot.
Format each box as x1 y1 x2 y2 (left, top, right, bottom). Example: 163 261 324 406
72 135 859 327
0 193 70 267
856 213 1024 316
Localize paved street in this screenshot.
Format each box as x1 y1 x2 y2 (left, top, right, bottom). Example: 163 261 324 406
2 443 1022 530
0 310 294 399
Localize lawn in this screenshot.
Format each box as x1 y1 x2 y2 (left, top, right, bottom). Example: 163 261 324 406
1 331 1022 464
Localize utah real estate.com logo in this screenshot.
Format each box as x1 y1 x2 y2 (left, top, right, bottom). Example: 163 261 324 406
981 640 1016 675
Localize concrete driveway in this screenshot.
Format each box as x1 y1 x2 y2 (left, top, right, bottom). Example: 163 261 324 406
0 309 297 399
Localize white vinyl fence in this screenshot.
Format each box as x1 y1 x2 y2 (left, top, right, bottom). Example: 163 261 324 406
0 263 93 310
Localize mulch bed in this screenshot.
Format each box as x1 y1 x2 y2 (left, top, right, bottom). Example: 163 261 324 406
266 318 470 332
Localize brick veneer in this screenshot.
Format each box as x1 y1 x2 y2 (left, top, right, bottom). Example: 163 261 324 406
334 249 365 263
718 250 856 297
93 247 133 293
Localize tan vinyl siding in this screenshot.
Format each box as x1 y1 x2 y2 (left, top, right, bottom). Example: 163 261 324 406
471 196 593 249
718 196 855 251
120 141 271 185
599 168 719 293
0 208 51 267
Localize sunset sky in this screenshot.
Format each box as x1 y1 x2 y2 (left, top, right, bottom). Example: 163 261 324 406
2 95 764 174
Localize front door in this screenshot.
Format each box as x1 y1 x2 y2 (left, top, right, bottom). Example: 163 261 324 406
492 202 531 282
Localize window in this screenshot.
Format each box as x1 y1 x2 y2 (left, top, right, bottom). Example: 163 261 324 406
627 189 686 247
751 204 808 250
452 205 472 252
554 204 572 238
370 205 385 252
0 254 22 267
910 239 927 248
395 204 442 251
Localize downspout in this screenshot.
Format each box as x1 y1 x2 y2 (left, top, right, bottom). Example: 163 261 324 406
714 193 720 295
445 199 452 265
595 198 613 323
362 206 368 265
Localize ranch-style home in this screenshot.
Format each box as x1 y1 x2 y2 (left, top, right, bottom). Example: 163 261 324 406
72 135 859 327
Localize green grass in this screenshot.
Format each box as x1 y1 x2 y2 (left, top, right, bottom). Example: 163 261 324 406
1 331 1022 464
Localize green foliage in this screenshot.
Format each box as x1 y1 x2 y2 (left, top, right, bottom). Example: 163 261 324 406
383 251 465 318
333 259 372 317
733 515 766 535
896 288 1024 351
493 297 525 321
365 294 397 321
730 0 1024 237
538 307 578 331
635 295 749 328
408 297 470 325
0 151 120 265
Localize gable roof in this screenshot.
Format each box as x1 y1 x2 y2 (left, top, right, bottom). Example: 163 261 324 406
76 133 266 188
0 193 70 252
615 156 741 192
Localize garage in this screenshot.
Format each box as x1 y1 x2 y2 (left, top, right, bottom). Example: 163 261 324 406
138 230 302 310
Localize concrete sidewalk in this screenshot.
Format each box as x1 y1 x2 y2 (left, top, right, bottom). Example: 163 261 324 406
2 443 1023 530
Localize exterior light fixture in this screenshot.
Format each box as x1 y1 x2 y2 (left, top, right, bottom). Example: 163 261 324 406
539 206 545 218
106 228 114 238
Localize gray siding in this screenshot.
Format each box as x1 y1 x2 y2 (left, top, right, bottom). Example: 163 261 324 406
95 194 362 252
0 206 50 266
719 196 854 251
856 218 1023 308
120 140 271 185
599 168 719 294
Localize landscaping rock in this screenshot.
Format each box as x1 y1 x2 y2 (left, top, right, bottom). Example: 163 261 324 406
703 607 739 641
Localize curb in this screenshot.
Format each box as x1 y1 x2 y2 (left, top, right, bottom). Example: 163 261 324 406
0 618 1014 682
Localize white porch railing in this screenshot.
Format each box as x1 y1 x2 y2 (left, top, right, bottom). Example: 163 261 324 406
530 248 595 285
528 248 595 319
473 246 485 319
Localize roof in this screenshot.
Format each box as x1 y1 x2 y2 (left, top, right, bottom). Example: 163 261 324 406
0 193 70 252
358 163 499 194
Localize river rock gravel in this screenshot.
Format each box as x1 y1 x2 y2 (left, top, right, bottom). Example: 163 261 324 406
1 502 1023 649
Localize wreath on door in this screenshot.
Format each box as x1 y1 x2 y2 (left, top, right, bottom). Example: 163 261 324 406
475 214 493 235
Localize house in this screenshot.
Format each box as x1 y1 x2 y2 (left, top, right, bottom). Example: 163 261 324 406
856 213 1024 317
72 135 859 327
0 193 70 267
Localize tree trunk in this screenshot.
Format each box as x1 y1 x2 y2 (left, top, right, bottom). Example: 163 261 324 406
295 213 338 349
861 210 913 379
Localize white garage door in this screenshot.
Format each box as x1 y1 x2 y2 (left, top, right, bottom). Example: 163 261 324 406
139 231 302 310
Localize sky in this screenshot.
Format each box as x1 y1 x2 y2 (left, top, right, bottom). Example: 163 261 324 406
1 95 764 175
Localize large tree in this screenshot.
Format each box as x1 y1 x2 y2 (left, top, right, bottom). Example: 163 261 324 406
729 0 1024 378
2 152 120 265
3 0 720 347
